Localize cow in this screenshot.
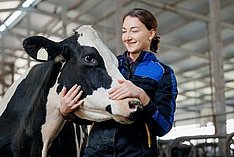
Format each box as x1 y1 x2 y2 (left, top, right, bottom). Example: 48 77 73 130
0 25 142 157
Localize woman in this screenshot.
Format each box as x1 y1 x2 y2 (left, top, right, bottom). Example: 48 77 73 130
60 8 178 157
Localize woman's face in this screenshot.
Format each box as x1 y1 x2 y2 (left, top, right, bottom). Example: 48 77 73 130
122 16 155 56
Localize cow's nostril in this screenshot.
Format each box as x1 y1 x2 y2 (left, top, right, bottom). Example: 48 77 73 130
129 100 143 111
105 104 112 114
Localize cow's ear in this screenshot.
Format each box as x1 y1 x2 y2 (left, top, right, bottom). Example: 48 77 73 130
58 33 80 60
23 36 60 62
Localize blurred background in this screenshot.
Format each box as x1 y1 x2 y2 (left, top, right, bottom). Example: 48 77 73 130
0 0 234 156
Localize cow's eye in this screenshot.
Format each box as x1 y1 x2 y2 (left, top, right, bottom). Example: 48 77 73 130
84 55 95 63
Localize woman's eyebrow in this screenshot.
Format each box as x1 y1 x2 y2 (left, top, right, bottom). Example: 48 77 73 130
131 26 139 29
122 26 139 30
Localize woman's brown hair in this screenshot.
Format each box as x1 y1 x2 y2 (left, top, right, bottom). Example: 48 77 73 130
122 8 160 53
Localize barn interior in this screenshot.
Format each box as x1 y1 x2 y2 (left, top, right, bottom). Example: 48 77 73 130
0 0 234 156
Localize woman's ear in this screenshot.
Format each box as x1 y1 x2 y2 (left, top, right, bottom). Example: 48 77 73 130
149 29 157 41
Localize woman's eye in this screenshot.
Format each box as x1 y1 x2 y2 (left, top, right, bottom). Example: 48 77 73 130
131 30 139 33
84 55 95 63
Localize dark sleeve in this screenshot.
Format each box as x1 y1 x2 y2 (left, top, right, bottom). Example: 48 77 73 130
143 66 178 137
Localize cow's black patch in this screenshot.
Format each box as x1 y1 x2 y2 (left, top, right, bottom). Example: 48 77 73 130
57 44 112 98
0 61 62 156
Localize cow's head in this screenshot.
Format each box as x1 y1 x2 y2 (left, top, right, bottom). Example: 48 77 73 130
23 25 143 124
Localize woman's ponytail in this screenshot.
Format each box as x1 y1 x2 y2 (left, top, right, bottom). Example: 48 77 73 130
150 36 160 53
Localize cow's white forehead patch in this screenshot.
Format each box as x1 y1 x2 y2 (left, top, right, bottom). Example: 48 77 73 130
76 25 116 63
76 25 124 82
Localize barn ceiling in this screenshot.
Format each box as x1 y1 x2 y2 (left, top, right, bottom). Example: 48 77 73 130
0 0 234 127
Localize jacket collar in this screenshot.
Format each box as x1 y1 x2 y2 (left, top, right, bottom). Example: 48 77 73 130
123 51 158 64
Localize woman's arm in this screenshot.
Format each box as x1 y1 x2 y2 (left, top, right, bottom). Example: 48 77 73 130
143 67 178 136
108 67 178 137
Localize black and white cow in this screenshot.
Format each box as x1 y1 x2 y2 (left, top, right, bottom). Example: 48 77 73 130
0 25 142 157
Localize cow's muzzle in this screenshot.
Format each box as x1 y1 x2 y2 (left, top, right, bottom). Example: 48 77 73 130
129 99 143 111
105 98 143 122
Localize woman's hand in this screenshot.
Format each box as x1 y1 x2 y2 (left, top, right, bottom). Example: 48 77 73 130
59 84 84 117
108 80 150 106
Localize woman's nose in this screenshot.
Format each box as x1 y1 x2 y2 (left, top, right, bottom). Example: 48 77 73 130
125 32 132 41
